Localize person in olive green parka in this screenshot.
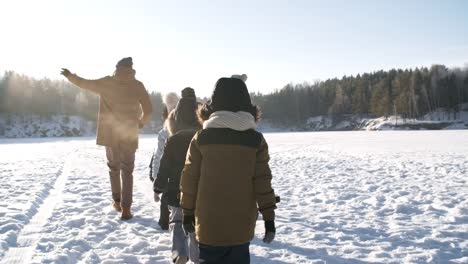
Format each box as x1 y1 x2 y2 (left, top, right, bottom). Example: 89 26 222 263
180 77 277 264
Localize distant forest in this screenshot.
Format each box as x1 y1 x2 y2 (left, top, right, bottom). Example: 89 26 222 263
0 72 164 124
1 64 468 126
252 64 468 125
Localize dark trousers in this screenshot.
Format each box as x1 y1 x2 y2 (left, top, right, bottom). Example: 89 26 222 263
159 192 170 229
199 243 250 264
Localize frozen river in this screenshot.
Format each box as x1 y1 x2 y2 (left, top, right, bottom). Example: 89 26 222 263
0 131 467 263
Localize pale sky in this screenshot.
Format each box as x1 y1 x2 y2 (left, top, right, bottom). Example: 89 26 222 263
1 0 467 97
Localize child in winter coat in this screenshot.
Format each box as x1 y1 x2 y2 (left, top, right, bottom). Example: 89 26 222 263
180 77 277 264
154 88 201 264
150 92 180 230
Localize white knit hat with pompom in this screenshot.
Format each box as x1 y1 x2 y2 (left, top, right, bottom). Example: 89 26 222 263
231 74 248 82
163 92 180 112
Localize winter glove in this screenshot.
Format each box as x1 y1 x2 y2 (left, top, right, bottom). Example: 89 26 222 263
183 215 195 235
263 220 276 244
154 192 160 203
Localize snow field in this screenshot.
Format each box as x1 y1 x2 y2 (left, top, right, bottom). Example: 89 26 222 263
0 131 467 263
257 131 468 263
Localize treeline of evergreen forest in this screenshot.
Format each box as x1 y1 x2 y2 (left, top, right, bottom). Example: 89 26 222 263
252 64 468 125
1 64 467 126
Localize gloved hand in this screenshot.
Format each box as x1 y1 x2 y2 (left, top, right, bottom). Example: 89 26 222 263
154 192 160 202
263 220 276 243
60 68 71 78
183 215 195 235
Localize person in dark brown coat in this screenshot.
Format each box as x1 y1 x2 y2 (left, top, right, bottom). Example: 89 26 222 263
180 77 277 264
60 57 153 220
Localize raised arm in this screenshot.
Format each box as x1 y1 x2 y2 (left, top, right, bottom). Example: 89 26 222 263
60 68 106 94
180 134 202 216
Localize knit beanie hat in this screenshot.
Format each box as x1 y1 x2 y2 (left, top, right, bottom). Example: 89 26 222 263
172 87 198 130
116 57 133 68
210 77 253 112
163 92 180 112
231 74 248 82
181 87 196 98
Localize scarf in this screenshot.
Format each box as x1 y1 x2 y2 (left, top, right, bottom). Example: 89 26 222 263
203 111 256 131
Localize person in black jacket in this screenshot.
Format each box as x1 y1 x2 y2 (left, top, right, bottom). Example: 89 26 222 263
154 87 201 264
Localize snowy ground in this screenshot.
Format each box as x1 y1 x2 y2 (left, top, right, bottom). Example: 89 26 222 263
0 131 467 264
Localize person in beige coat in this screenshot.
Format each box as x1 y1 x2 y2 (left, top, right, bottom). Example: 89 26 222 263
61 57 152 220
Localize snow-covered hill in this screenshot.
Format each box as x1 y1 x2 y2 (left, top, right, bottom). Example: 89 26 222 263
304 104 468 131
